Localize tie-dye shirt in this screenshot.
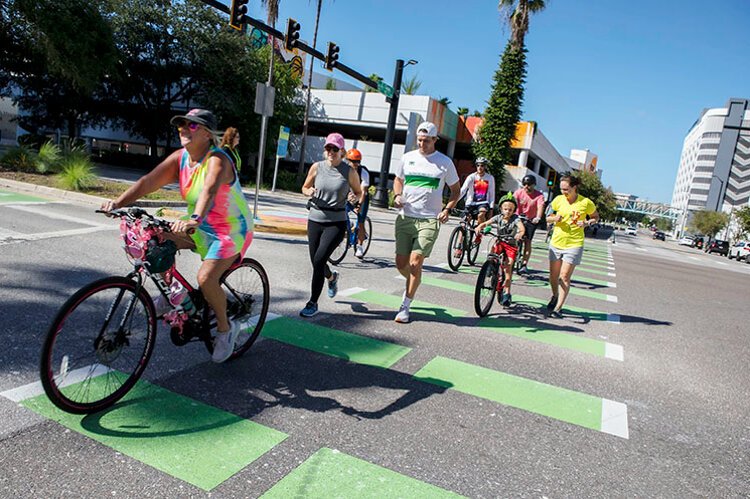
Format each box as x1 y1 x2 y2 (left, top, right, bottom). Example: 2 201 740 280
179 147 253 260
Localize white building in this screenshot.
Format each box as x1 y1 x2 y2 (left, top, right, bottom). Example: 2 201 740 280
672 98 750 236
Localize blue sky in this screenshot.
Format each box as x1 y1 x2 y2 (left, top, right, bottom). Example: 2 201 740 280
246 0 750 204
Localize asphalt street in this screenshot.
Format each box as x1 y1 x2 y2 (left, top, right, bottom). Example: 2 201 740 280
0 188 748 497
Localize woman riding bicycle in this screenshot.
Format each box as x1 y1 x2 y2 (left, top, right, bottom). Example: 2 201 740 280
100 108 252 363
474 195 525 307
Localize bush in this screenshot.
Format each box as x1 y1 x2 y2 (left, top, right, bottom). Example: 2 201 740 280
0 145 38 172
36 141 62 174
57 155 96 191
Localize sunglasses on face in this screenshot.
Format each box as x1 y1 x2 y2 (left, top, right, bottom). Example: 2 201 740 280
324 146 340 153
176 121 200 132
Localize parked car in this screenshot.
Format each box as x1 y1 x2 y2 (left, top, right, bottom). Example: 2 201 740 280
678 236 695 246
728 241 750 261
653 231 666 241
705 239 729 256
625 226 637 236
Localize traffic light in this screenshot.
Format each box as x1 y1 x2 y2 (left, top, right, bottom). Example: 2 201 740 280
546 169 557 187
285 18 301 51
229 0 248 30
325 42 340 70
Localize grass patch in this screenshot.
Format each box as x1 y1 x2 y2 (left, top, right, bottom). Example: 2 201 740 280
0 169 184 202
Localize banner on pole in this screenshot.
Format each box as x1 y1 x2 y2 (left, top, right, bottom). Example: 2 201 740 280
276 126 290 158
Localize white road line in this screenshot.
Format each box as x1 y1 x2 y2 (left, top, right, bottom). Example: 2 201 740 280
607 282 617 288
0 227 25 238
7 204 108 227
608 272 616 277
605 343 624 362
607 314 621 324
689 256 701 261
636 248 648 252
601 399 629 439
338 287 368 296
606 295 618 303
715 261 728 266
9 226 115 242
1 364 111 403
394 275 406 281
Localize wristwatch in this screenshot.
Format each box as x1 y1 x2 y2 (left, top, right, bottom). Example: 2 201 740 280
190 213 203 224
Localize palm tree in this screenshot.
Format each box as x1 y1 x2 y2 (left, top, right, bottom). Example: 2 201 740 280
401 74 422 95
457 107 469 117
498 0 547 50
365 73 382 92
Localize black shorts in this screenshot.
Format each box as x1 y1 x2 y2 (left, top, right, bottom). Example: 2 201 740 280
522 219 538 240
467 203 491 218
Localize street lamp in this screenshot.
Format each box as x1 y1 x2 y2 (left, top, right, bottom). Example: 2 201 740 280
372 58 418 208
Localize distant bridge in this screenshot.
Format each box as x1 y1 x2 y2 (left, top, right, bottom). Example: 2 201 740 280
616 199 683 220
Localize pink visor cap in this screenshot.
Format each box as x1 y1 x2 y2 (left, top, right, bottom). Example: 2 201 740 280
324 133 346 149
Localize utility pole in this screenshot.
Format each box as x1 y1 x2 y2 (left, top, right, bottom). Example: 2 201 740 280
372 59 404 208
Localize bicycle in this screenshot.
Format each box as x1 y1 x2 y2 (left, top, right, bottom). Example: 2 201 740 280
447 209 482 271
329 201 373 264
514 214 532 275
40 207 270 414
474 233 519 317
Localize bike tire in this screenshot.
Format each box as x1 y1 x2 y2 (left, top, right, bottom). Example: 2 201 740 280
40 276 157 414
360 216 373 257
474 258 499 317
467 235 481 266
329 214 353 265
221 258 271 359
447 226 465 271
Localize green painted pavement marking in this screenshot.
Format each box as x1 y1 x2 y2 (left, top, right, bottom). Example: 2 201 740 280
454 267 617 302
261 447 463 498
421 276 612 321
261 316 410 368
414 357 628 438
0 190 50 204
419 276 622 359
350 289 466 320
22 376 287 491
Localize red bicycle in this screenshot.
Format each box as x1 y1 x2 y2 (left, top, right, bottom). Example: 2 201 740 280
474 233 517 317
40 208 270 414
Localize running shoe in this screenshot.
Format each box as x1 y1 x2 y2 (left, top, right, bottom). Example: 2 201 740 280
299 301 319 318
355 245 364 258
394 304 410 323
519 264 528 275
549 310 563 319
327 271 339 298
501 293 512 307
212 320 240 363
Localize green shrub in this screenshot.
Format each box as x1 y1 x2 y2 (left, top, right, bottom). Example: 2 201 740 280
57 155 96 191
0 145 38 172
36 141 62 174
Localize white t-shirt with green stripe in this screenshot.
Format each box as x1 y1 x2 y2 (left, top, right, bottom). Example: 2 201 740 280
396 149 459 219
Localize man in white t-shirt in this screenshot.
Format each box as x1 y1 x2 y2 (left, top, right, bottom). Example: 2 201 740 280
392 121 460 323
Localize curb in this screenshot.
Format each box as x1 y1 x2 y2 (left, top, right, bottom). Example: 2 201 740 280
0 178 306 236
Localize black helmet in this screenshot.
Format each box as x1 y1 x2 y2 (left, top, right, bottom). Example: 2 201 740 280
522 174 536 186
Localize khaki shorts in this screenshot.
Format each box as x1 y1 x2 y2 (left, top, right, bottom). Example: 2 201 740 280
395 215 440 257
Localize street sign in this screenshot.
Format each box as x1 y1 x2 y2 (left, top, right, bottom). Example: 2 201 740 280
276 126 290 158
254 83 275 117
377 80 394 98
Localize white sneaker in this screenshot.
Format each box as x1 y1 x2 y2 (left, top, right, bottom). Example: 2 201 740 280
212 321 240 363
394 304 410 324
354 245 364 258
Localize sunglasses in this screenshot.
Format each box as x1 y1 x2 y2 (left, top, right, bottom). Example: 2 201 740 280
324 146 340 153
176 121 201 132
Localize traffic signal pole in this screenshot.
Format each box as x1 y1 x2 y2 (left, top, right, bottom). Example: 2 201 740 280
372 59 404 208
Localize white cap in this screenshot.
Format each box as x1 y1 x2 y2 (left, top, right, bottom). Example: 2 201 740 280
416 121 438 137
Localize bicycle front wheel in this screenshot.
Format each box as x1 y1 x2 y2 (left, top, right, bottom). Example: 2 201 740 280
474 259 499 317
447 227 465 271
222 258 270 359
40 276 157 414
360 216 373 257
467 234 481 266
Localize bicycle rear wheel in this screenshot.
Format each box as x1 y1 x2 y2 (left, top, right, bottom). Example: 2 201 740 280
40 276 156 414
467 234 481 266
447 226 465 271
222 258 270 359
474 258 499 317
360 216 373 257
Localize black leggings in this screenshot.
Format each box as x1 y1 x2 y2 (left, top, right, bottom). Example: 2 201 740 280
307 219 347 303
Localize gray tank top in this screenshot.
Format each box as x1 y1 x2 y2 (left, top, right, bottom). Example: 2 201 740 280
309 161 350 222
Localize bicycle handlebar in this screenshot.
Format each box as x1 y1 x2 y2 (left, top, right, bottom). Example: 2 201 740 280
96 207 191 233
